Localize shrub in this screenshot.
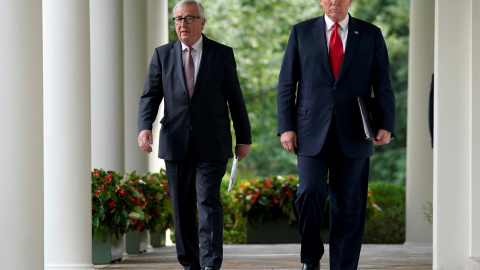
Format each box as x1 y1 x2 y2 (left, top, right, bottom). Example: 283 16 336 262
91 169 173 242
222 175 381 243
363 181 405 243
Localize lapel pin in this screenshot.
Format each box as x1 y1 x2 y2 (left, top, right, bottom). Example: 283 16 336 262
355 31 359 35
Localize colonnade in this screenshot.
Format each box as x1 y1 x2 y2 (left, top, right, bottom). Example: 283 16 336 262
406 0 480 269
1 0 480 269
1 0 167 269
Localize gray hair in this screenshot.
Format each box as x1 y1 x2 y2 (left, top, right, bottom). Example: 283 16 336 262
172 0 205 19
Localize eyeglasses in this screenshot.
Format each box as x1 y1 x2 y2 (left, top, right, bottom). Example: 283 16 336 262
172 16 201 25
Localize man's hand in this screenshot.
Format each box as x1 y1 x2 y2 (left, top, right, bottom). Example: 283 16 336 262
138 130 153 153
374 129 392 145
280 131 297 154
235 144 251 162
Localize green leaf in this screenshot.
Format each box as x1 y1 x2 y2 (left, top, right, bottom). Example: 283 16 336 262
99 190 110 202
128 212 141 220
97 205 105 217
92 215 100 228
114 212 121 225
121 209 128 219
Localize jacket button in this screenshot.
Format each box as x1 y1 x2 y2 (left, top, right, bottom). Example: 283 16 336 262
334 86 337 90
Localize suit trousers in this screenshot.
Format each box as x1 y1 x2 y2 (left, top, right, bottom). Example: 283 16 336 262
165 135 228 270
296 116 369 270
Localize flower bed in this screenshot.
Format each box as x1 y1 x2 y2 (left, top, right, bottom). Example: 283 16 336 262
227 175 380 228
228 175 299 227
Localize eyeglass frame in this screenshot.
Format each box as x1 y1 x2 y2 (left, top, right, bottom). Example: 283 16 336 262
172 16 202 25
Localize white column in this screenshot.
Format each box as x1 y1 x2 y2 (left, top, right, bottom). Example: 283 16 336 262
470 0 480 262
405 0 434 245
91 0 125 173
43 1 93 269
434 0 471 269
0 1 43 269
147 0 169 173
124 0 149 174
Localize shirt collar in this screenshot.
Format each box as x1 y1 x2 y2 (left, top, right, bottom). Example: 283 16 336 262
181 35 203 52
324 13 349 31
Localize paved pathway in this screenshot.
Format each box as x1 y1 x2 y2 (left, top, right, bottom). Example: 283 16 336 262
98 244 432 270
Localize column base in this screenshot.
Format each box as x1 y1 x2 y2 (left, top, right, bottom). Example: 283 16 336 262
469 257 480 270
45 263 95 270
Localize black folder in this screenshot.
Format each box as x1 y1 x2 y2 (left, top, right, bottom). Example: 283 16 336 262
357 96 378 140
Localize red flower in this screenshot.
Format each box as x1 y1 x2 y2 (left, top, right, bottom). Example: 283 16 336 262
95 191 99 196
95 173 99 177
109 201 116 208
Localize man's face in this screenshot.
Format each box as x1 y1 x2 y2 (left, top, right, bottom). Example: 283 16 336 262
319 0 352 22
174 3 205 46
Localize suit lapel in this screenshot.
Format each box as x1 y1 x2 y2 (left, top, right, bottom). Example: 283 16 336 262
172 40 189 97
191 35 213 99
313 15 335 83
336 14 360 83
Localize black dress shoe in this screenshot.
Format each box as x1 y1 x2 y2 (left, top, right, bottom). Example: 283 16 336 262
202 267 219 270
302 263 320 270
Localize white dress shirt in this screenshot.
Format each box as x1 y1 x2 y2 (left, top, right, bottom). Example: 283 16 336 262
324 14 349 53
181 36 203 84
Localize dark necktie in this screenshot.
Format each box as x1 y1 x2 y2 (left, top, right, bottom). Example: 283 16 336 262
329 22 343 80
184 47 194 98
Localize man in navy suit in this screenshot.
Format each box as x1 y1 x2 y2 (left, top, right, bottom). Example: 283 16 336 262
137 1 251 269
277 0 396 269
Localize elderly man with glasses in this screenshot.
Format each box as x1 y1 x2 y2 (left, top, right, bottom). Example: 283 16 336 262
137 1 252 269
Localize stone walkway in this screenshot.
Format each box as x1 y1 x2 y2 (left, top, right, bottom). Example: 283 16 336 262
97 244 432 270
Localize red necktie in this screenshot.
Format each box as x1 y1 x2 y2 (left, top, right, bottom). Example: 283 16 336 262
184 47 194 98
329 22 343 80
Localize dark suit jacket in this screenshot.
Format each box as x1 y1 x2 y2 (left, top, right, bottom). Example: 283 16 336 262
138 35 251 161
277 14 396 158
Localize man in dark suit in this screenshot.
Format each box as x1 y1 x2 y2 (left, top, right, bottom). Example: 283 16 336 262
137 1 251 269
277 0 396 269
